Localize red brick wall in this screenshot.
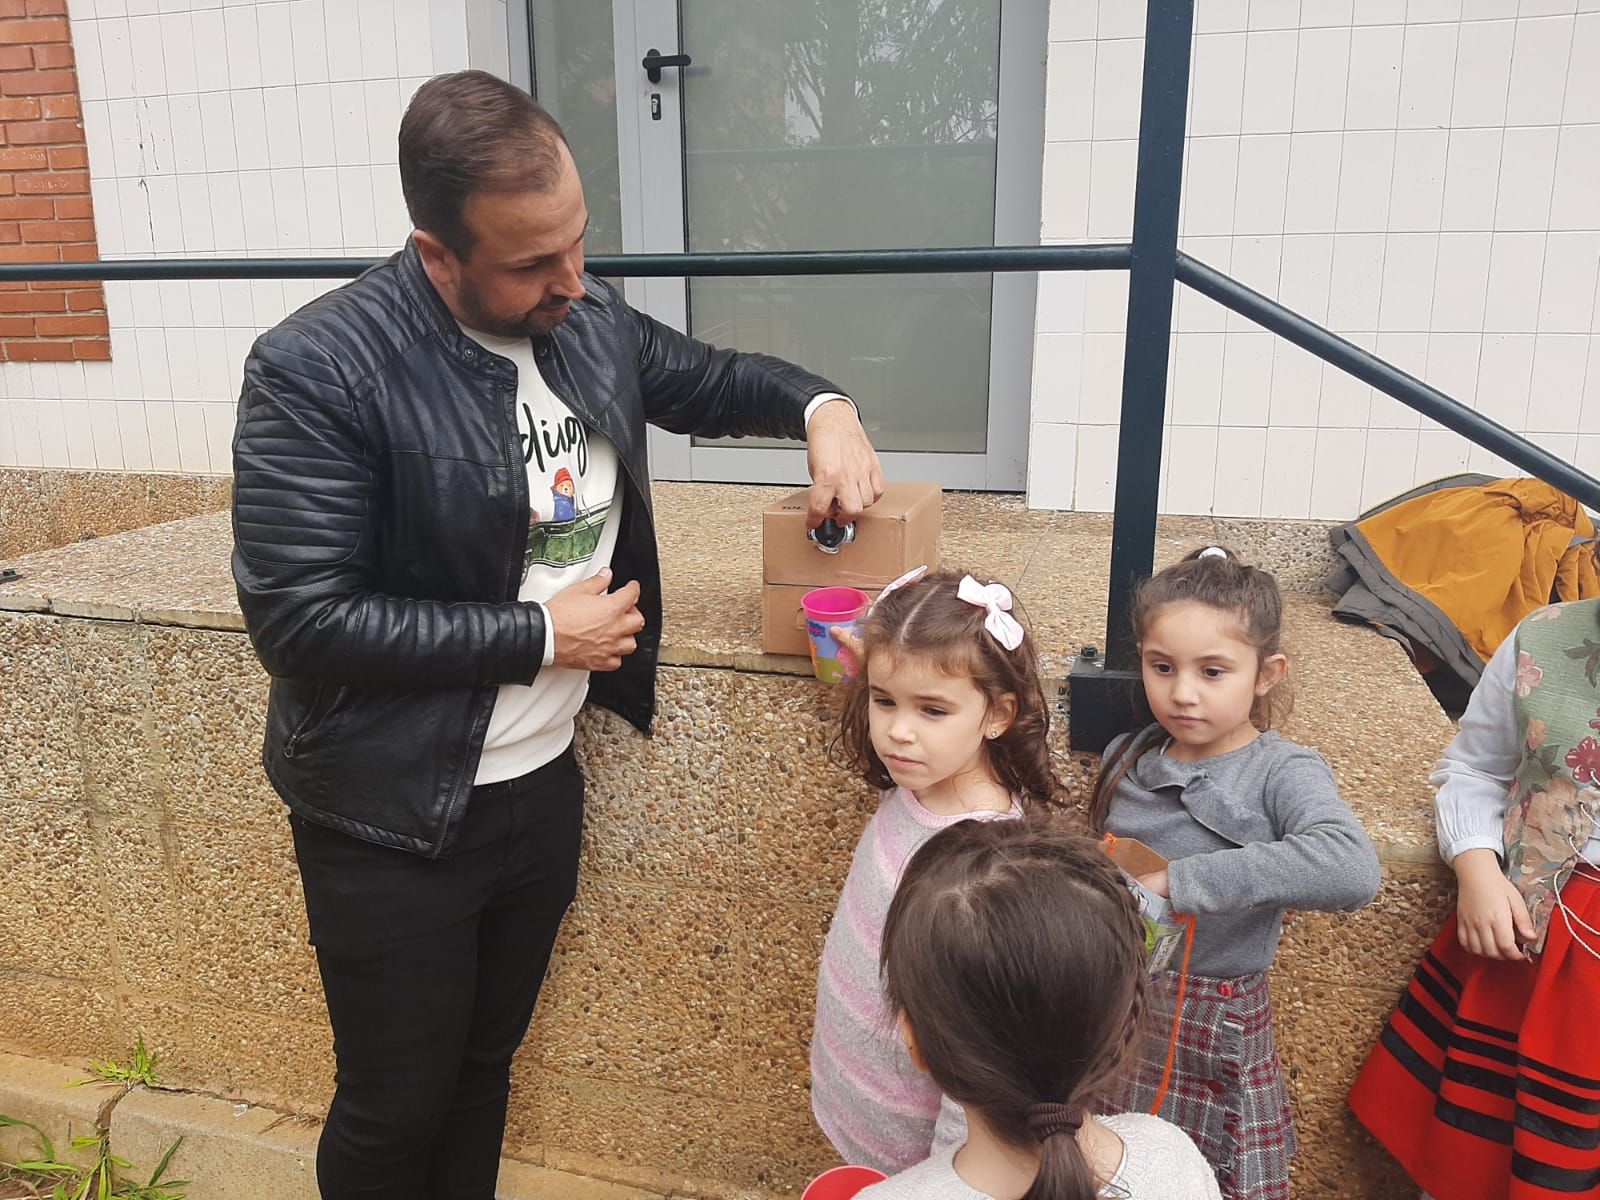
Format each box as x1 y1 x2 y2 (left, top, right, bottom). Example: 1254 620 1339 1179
0 0 108 363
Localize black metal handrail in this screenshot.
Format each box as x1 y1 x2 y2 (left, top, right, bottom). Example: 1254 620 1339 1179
2 240 1594 570
17 245 1583 506
0 244 1132 282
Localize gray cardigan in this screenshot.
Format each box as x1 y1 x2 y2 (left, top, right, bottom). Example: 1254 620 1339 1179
1105 727 1382 978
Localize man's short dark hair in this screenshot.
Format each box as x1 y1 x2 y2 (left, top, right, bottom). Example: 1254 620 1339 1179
398 70 569 258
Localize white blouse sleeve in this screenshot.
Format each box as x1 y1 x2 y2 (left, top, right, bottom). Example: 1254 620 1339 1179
1431 632 1521 865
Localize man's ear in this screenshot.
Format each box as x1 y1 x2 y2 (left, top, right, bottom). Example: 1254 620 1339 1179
412 228 460 298
898 1011 929 1074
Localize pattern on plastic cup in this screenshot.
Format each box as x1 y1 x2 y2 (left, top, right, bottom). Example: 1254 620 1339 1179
800 1164 888 1200
801 586 871 684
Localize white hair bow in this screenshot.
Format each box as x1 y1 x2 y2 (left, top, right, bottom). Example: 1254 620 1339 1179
957 575 1024 652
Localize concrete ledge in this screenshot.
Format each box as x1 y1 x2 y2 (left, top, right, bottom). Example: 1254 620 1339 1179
0 1052 669 1200
111 1087 321 1200
0 1053 105 1173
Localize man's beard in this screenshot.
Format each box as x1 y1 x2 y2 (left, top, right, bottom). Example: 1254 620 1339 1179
456 276 569 338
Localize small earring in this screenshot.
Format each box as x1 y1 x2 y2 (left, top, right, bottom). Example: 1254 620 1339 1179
987 729 1000 739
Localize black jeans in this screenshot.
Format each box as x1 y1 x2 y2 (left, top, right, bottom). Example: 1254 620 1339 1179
289 745 584 1200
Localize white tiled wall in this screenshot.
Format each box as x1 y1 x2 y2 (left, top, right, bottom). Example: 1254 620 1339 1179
6 0 1597 522
0 0 476 474
1033 0 1600 519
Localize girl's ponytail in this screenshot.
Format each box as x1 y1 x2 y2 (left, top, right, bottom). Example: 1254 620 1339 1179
1023 1107 1098 1200
882 817 1149 1200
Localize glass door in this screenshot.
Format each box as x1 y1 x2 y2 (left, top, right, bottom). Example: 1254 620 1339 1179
525 0 1044 490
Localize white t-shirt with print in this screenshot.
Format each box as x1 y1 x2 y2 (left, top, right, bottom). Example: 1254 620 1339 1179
463 322 851 786
462 323 623 786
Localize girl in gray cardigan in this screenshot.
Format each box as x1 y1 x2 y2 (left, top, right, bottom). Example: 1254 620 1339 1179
1088 548 1381 1200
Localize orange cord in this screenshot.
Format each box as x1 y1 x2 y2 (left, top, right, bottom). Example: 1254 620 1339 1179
1148 912 1196 1115
1100 832 1194 1115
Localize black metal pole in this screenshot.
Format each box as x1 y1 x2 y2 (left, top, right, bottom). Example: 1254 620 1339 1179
0 258 386 280
1102 0 1196 670
0 244 1133 283
1176 252 1600 511
591 245 1133 277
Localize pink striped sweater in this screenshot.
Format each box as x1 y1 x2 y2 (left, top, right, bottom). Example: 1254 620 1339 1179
810 786 1023 1171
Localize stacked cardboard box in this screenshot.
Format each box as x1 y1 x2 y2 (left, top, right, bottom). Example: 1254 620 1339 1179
760 481 943 656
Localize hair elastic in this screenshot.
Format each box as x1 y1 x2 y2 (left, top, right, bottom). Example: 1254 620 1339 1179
1025 1102 1084 1141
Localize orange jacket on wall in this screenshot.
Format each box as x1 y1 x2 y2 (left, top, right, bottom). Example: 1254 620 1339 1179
1329 478 1598 693
1354 478 1597 662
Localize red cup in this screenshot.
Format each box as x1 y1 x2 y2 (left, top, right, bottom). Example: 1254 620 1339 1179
800 1164 889 1200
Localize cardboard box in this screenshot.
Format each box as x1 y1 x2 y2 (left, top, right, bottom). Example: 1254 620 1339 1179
761 581 882 657
1103 834 1168 880
1102 834 1188 975
762 481 941 588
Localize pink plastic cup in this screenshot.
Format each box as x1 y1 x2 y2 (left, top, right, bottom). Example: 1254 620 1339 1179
800 586 871 683
800 1164 889 1200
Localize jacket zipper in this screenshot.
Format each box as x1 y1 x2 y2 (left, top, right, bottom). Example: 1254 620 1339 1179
283 684 327 758
499 362 528 601
533 333 659 731
431 356 525 853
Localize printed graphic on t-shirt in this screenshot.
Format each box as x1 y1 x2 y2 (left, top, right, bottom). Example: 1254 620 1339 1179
520 405 613 578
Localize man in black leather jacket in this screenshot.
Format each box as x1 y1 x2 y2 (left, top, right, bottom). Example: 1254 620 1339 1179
231 71 882 1200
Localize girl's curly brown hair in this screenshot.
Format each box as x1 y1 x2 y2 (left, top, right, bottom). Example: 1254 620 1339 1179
832 566 1063 809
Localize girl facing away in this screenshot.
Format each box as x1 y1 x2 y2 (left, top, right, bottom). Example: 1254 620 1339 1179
811 566 1062 1172
1089 547 1381 1200
1349 597 1600 1200
857 815 1221 1200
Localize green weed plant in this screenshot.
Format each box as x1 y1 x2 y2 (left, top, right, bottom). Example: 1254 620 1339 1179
0 1038 185 1200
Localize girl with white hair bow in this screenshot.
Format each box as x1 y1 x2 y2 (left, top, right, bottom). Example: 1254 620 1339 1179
809 565 1064 1172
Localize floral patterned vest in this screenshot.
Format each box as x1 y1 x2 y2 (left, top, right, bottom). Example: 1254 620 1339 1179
1505 598 1600 951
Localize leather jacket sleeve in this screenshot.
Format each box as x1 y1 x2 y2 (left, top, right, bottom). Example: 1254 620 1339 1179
231 326 547 689
620 287 837 440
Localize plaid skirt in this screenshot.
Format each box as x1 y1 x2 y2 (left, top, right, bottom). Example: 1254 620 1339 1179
1116 969 1295 1200
1349 871 1600 1200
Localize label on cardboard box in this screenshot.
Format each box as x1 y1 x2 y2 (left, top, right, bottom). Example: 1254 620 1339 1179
762 481 941 587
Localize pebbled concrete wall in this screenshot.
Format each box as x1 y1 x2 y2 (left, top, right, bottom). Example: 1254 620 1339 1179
0 487 1458 1197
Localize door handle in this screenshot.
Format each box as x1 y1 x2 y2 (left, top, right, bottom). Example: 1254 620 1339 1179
642 47 691 84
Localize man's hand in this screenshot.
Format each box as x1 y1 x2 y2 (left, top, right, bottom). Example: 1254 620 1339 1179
1453 847 1534 960
806 399 884 528
546 568 645 672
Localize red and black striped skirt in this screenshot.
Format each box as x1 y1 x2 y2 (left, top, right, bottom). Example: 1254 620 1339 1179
1349 870 1600 1199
